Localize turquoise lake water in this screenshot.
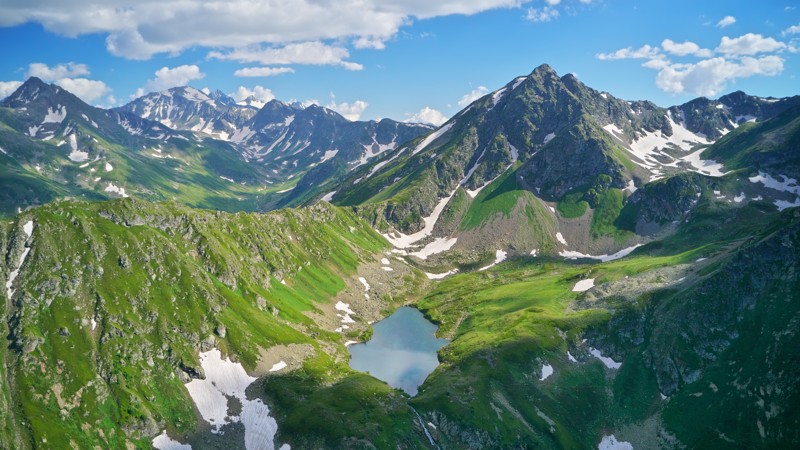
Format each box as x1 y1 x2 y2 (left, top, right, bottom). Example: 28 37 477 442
348 306 448 396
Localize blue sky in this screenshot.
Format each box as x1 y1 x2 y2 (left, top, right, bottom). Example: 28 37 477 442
0 0 798 124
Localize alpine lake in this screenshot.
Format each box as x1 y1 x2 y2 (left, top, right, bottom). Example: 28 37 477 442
348 307 448 396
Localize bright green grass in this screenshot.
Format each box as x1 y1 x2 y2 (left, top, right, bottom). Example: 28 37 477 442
590 188 633 240
557 190 589 218
4 198 392 448
459 166 526 230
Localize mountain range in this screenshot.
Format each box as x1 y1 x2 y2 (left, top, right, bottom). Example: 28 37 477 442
2 64 800 449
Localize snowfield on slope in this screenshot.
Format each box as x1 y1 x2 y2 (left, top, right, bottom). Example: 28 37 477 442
184 349 289 450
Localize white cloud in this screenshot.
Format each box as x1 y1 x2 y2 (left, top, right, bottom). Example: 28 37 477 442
56 78 112 103
599 32 790 98
784 24 800 36
642 58 671 70
325 96 368 121
353 36 387 50
136 65 205 96
717 33 787 55
458 86 489 107
27 62 89 80
0 1 526 60
22 62 111 104
526 6 559 22
596 44 661 60
405 107 448 126
661 39 712 57
209 42 362 70
233 67 295 77
655 56 784 96
230 85 275 103
716 16 736 28
544 0 561 5
0 81 23 99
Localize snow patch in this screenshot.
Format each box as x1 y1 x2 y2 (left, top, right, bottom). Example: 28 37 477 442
567 351 577 363
602 124 624 137
555 232 568 246
23 221 33 237
775 198 800 211
598 434 633 450
539 363 554 381
104 162 113 172
104 183 129 198
381 189 457 248
5 221 34 299
320 149 338 162
335 301 356 329
412 122 453 156
381 258 391 265
680 148 728 177
425 269 458 280
589 348 622 369
320 191 336 202
748 172 800 211
67 134 90 162
184 349 286 449
489 87 507 109
478 249 508 271
409 237 458 260
152 430 192 450
358 277 370 291
559 244 642 262
269 361 287 372
42 106 67 124
572 278 595 292
748 172 800 195
543 132 556 145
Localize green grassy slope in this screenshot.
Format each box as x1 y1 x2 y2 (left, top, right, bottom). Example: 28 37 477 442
0 198 430 449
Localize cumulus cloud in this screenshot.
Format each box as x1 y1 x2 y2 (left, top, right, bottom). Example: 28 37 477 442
405 107 448 126
22 62 111 103
0 0 525 60
57 78 112 103
0 81 23 100
716 16 736 28
325 97 369 121
230 85 275 103
596 45 660 60
233 67 295 77
661 39 712 58
785 24 800 36
655 56 784 96
135 65 205 97
353 36 387 50
716 33 787 55
526 6 559 22
458 86 490 107
209 42 363 70
597 32 790 97
27 62 89 80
